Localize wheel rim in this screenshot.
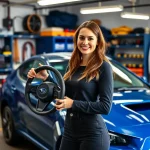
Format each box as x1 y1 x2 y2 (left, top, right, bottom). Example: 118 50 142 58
2 108 13 141
27 14 41 33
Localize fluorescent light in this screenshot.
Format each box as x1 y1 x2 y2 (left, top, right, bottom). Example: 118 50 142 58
38 0 82 6
80 5 123 14
121 12 149 20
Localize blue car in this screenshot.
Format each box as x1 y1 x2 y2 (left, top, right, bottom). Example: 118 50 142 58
1 52 150 150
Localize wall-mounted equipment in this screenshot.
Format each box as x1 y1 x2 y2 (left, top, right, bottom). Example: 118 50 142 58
23 14 41 34
3 2 13 31
22 41 36 61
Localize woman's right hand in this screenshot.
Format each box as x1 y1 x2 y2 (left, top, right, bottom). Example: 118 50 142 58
27 63 49 81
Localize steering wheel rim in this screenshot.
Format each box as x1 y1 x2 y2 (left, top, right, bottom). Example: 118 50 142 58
25 65 65 115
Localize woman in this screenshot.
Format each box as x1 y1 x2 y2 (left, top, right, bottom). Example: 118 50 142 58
27 21 113 150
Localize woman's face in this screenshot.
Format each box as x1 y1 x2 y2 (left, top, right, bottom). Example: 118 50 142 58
77 27 98 56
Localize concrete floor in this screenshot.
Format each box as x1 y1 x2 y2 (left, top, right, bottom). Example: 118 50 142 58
0 116 39 150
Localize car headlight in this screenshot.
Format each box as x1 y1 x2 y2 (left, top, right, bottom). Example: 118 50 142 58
109 132 129 146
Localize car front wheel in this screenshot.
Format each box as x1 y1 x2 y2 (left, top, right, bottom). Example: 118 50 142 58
1 106 19 145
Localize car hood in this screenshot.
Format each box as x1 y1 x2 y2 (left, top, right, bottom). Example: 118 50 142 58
103 89 150 135
119 123 150 138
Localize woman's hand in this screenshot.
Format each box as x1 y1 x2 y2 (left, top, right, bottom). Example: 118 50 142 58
27 63 49 80
55 96 74 111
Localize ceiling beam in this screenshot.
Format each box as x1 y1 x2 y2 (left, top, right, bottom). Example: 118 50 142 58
124 4 150 8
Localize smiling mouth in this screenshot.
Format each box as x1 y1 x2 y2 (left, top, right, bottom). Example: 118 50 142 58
81 47 89 50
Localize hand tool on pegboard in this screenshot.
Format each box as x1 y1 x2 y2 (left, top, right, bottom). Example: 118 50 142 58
22 41 36 61
13 39 20 63
3 1 13 31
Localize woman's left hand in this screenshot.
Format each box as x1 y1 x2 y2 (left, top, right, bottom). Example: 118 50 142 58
55 96 73 111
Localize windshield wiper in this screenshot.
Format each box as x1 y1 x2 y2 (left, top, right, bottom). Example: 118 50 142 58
117 87 147 91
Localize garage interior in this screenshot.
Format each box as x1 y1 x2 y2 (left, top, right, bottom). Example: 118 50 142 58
0 0 150 150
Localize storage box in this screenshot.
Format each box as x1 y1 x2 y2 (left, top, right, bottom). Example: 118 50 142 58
40 31 65 36
64 32 75 37
40 27 65 36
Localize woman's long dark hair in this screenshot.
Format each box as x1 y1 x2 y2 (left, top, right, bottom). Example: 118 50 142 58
64 21 110 82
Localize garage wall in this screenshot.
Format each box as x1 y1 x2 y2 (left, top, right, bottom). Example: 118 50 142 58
0 5 4 30
0 4 34 32
0 4 75 32
39 6 150 31
39 0 150 30
0 0 150 32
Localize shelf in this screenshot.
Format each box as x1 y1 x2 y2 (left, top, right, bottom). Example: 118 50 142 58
0 34 40 39
0 54 12 58
36 36 74 53
52 36 73 38
111 45 143 48
0 68 12 72
0 34 41 75
0 33 149 81
0 35 12 38
107 33 150 79
107 34 144 38
13 34 40 39
115 57 143 61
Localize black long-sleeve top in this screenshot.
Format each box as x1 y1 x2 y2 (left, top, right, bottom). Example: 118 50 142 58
65 61 113 115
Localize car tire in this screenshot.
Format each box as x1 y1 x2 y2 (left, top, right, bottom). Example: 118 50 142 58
1 106 20 145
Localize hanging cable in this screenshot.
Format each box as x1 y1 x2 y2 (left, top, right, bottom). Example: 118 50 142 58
22 41 36 61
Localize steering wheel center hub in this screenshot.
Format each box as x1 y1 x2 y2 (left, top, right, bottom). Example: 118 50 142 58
36 82 55 103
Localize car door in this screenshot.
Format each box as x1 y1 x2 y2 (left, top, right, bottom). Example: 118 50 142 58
10 59 36 130
16 59 63 149
29 59 69 149
23 59 60 148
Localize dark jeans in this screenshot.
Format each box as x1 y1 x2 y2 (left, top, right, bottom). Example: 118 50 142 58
59 110 110 150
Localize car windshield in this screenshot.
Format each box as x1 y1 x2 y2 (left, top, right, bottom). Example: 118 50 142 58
111 60 149 90
49 60 68 76
48 57 149 91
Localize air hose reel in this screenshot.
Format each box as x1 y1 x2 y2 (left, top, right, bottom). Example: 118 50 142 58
23 14 41 33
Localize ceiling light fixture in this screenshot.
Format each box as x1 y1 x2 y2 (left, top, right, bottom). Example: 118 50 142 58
121 0 149 20
121 12 149 20
38 0 82 6
80 4 123 14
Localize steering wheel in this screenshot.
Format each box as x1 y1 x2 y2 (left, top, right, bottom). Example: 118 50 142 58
25 65 65 115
